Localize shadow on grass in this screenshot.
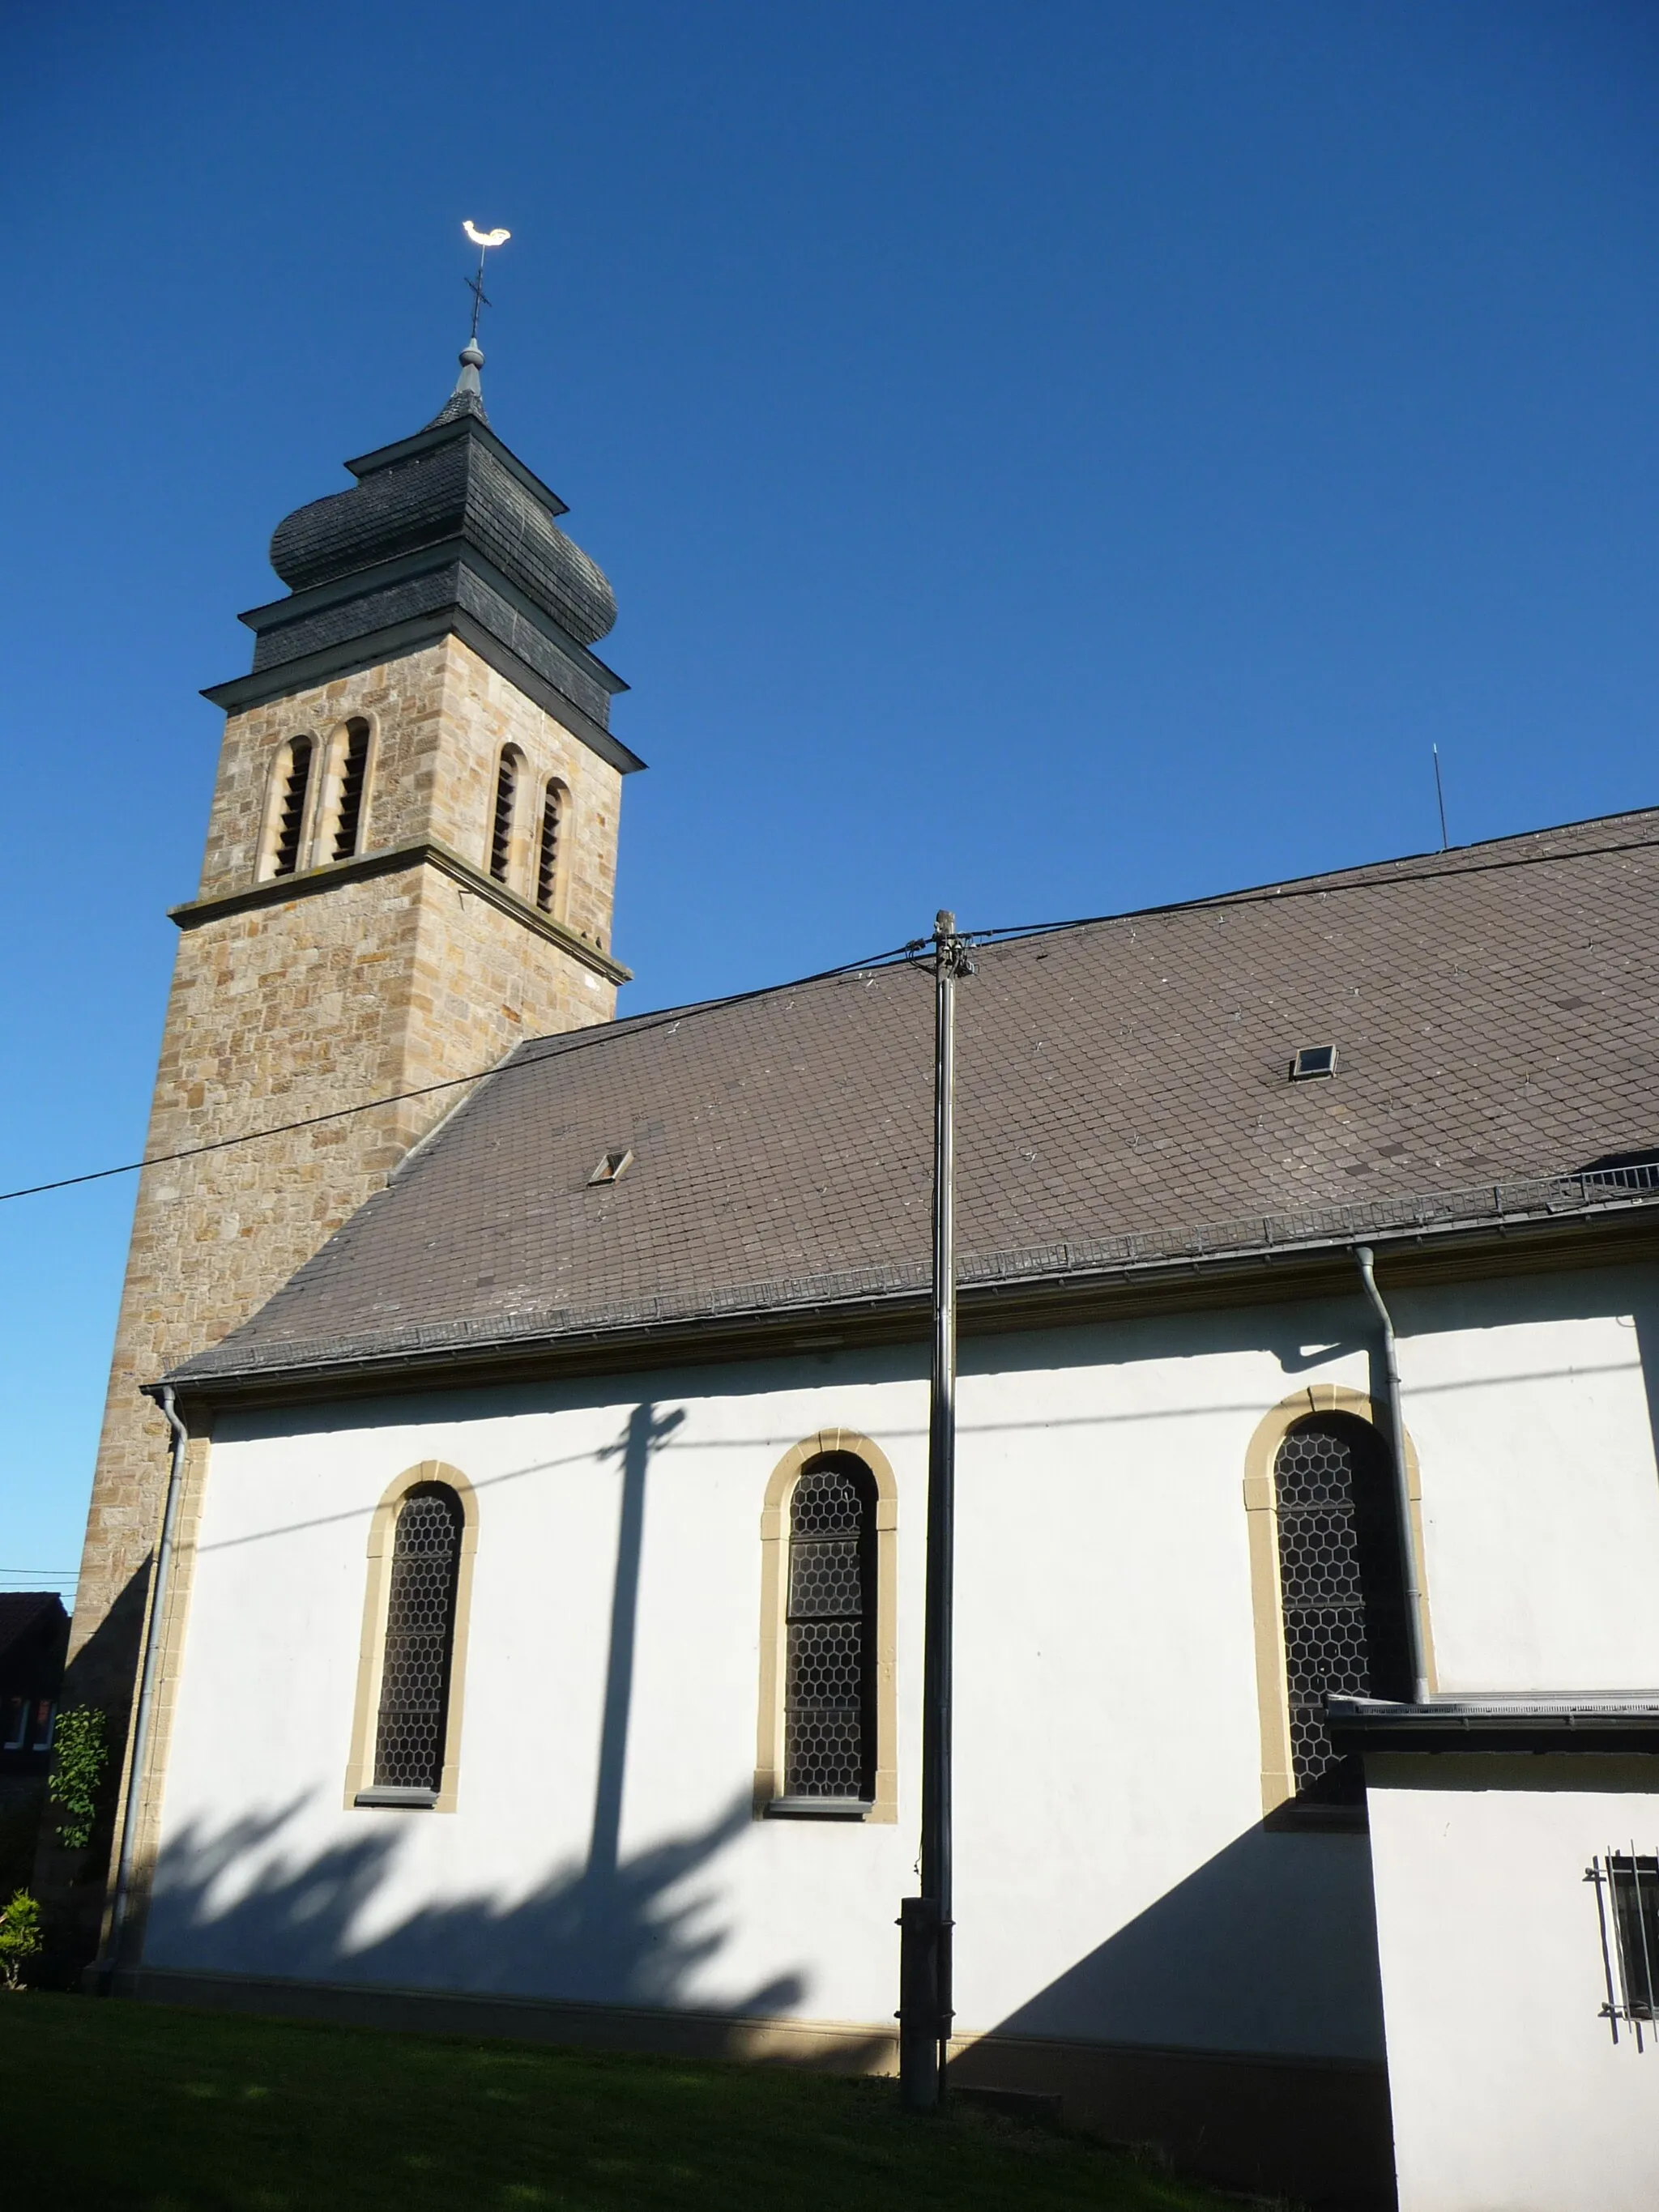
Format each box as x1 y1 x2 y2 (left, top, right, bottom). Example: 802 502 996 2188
0 1991 1235 2212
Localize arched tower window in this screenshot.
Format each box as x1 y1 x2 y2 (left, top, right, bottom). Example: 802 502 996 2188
784 1454 877 1802
535 780 565 914
329 718 372 861
265 735 314 880
488 748 522 885
371 1483 463 1797
1273 1414 1410 1798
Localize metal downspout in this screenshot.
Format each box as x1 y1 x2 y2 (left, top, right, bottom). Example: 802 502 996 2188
1354 1247 1430 1705
96 1384 190 1988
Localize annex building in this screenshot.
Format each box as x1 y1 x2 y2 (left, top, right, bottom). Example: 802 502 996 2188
66 343 1659 2212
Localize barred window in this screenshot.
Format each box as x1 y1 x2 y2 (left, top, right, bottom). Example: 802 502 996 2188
330 718 371 861
535 781 563 913
372 1485 463 1797
267 735 314 879
784 1455 876 1801
1593 1851 1659 2037
1274 1415 1410 1799
488 748 520 884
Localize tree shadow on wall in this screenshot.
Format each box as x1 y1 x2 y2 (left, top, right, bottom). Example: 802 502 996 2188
143 1785 802 2023
143 1398 807 2031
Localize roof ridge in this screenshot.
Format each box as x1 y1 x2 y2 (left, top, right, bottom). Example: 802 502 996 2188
503 804 1659 1059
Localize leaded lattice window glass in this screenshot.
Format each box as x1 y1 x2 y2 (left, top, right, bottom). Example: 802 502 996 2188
1274 1416 1410 1798
373 1485 463 1794
785 1456 876 1801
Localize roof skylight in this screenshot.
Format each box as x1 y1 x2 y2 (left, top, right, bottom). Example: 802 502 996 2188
1290 1045 1337 1081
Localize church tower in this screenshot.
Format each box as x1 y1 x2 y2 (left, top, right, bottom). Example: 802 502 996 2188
66 339 642 1725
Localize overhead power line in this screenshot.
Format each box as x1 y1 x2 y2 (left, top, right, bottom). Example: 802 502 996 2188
0 938 926 1204
3 829 1656 1208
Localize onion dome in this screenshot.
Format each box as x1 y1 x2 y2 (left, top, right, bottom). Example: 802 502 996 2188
205 343 637 775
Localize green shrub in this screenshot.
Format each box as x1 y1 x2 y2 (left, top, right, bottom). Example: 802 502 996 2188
48 1707 110 1852
0 1890 43 1990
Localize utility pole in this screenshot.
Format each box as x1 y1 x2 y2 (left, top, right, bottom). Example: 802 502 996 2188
900 908 975 2111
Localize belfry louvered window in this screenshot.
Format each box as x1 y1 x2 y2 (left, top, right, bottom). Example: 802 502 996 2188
1274 1415 1410 1798
271 735 314 878
331 718 371 861
535 782 563 913
488 750 518 884
784 1456 876 1801
372 1485 463 1798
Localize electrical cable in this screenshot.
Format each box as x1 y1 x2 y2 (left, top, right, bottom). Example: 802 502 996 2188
5 827 1657 1207
0 937 923 1204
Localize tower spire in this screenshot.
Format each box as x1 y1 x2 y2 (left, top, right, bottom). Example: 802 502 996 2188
429 220 511 428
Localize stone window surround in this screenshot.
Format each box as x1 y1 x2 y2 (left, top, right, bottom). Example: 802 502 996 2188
344 1460 480 1814
754 1430 899 1824
535 774 572 923
256 714 381 884
1242 1384 1436 1818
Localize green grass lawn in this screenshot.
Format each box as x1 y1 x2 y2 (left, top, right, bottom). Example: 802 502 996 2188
0 1992 1242 2212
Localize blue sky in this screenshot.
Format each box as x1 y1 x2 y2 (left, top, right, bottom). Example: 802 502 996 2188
2 1 1657 1599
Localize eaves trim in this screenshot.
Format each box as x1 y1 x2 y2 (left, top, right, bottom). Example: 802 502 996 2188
158 1201 1659 1410
202 613 646 778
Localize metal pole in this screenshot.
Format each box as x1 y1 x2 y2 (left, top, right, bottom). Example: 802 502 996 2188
901 909 972 2110
1354 1247 1430 1706
96 1384 189 1988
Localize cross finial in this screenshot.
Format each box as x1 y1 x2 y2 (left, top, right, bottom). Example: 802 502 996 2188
461 219 511 343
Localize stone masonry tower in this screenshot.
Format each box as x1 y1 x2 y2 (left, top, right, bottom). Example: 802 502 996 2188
64 341 641 1737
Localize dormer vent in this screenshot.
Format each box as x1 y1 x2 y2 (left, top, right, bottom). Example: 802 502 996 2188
588 1149 634 1186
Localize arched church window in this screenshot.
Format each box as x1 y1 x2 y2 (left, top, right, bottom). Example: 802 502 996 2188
371 1483 463 1798
1273 1414 1410 1798
488 748 521 885
784 1455 876 1802
330 718 372 862
265 735 314 880
535 780 564 914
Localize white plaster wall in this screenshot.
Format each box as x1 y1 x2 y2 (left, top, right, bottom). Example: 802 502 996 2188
147 1264 1659 2067
1369 1762 1659 2212
1392 1274 1659 1693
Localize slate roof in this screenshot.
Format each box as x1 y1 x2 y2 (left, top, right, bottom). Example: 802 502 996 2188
205 377 638 774
172 809 1659 1387
268 419 618 649
0 1592 68 1669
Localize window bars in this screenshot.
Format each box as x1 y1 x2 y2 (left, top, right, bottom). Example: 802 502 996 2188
784 1458 876 1801
1589 1849 1659 2046
1274 1417 1410 1797
372 1485 463 1796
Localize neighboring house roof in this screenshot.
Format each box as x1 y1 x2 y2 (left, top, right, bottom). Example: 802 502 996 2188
0 1593 69 1672
171 808 1659 1392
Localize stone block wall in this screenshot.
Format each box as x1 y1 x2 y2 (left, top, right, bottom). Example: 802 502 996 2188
61 636 628 1919
196 636 622 957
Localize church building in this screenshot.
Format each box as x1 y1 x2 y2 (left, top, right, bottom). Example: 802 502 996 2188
68 339 1659 2212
